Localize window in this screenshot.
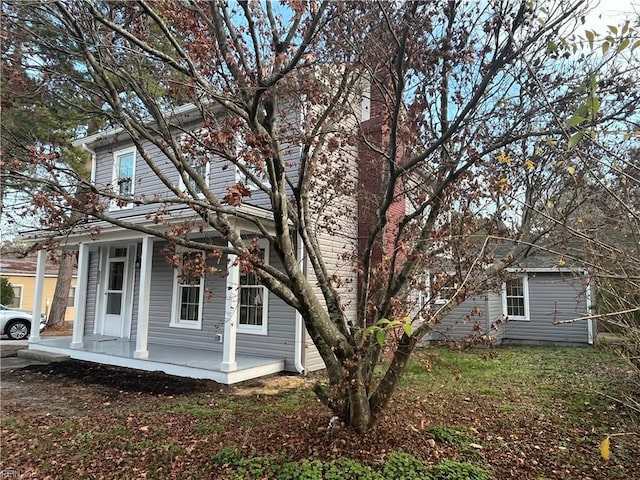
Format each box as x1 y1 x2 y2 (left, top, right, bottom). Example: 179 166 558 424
431 272 457 305
170 250 205 329
502 275 530 321
178 131 211 196
111 147 136 209
67 286 76 308
235 134 270 190
9 285 23 308
237 241 269 335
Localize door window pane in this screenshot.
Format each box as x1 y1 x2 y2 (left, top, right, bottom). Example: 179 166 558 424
106 292 122 315
108 262 125 290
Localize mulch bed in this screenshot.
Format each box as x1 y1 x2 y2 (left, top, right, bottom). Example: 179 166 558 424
1 359 638 479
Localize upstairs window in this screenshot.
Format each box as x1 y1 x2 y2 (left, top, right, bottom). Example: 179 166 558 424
111 147 136 210
178 131 211 197
234 134 271 191
502 275 530 321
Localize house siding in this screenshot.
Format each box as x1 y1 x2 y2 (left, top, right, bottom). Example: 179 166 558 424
428 296 489 342
503 273 589 344
92 106 302 221
127 240 301 368
236 247 298 371
147 241 226 351
302 138 359 372
84 251 99 335
130 257 140 342
486 291 505 342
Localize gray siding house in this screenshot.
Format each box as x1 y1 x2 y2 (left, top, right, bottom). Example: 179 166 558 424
26 103 364 384
423 257 594 346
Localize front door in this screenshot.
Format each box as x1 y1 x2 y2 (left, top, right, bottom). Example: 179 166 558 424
102 246 131 337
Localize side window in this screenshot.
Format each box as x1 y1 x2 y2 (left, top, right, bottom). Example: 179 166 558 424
502 275 530 320
111 147 136 209
67 286 76 308
237 241 269 335
431 272 457 305
170 250 205 329
9 285 23 308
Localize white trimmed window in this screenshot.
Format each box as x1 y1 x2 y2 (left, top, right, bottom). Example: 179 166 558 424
110 146 136 210
170 250 205 329
431 272 457 305
237 240 269 335
234 134 271 190
502 275 530 321
9 285 23 308
67 286 76 308
178 131 211 197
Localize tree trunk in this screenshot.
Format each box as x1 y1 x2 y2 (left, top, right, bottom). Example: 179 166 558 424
47 251 76 327
347 365 373 433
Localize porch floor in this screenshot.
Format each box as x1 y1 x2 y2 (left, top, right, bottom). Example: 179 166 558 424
29 336 285 385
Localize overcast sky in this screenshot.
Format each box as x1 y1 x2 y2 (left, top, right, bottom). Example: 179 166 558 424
584 0 639 31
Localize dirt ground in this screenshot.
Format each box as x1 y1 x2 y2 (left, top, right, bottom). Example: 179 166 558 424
1 355 639 480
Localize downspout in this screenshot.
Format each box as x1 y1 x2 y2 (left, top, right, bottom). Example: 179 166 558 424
294 232 306 374
585 270 594 345
80 143 97 184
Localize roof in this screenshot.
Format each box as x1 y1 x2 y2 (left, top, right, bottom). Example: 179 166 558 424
0 257 77 277
487 239 586 272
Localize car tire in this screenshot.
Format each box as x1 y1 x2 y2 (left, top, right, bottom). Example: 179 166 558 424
6 320 30 340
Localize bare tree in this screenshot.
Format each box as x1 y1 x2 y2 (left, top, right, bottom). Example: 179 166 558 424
4 0 639 432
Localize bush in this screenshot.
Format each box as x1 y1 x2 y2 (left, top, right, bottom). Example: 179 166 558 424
324 457 383 480
276 459 323 480
428 425 475 447
382 451 431 480
0 277 15 306
429 460 491 480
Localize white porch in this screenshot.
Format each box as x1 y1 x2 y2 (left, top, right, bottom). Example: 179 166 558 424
29 335 285 385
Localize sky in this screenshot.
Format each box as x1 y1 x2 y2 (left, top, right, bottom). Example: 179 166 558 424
1 0 638 243
583 0 640 31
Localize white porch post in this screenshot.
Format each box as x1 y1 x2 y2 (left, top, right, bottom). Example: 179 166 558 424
71 243 89 349
221 249 239 372
29 249 47 343
134 236 153 359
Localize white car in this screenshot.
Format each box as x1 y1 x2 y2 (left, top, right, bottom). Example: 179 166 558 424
0 304 47 340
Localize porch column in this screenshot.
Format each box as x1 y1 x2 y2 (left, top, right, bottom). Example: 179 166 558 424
71 243 89 349
221 249 239 372
29 248 46 343
134 236 154 359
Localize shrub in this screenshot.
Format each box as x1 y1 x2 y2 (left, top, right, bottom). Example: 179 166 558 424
0 277 15 306
324 457 383 480
210 446 242 467
276 459 323 480
429 460 491 480
382 451 431 480
428 425 475 446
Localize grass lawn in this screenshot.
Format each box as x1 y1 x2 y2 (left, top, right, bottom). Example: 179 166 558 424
1 346 638 479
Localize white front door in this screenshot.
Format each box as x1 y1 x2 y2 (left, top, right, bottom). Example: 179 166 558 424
102 246 132 337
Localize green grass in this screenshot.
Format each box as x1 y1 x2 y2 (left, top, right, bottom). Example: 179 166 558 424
2 346 636 480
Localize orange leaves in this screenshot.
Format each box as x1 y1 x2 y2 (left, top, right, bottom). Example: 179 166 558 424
224 182 252 206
